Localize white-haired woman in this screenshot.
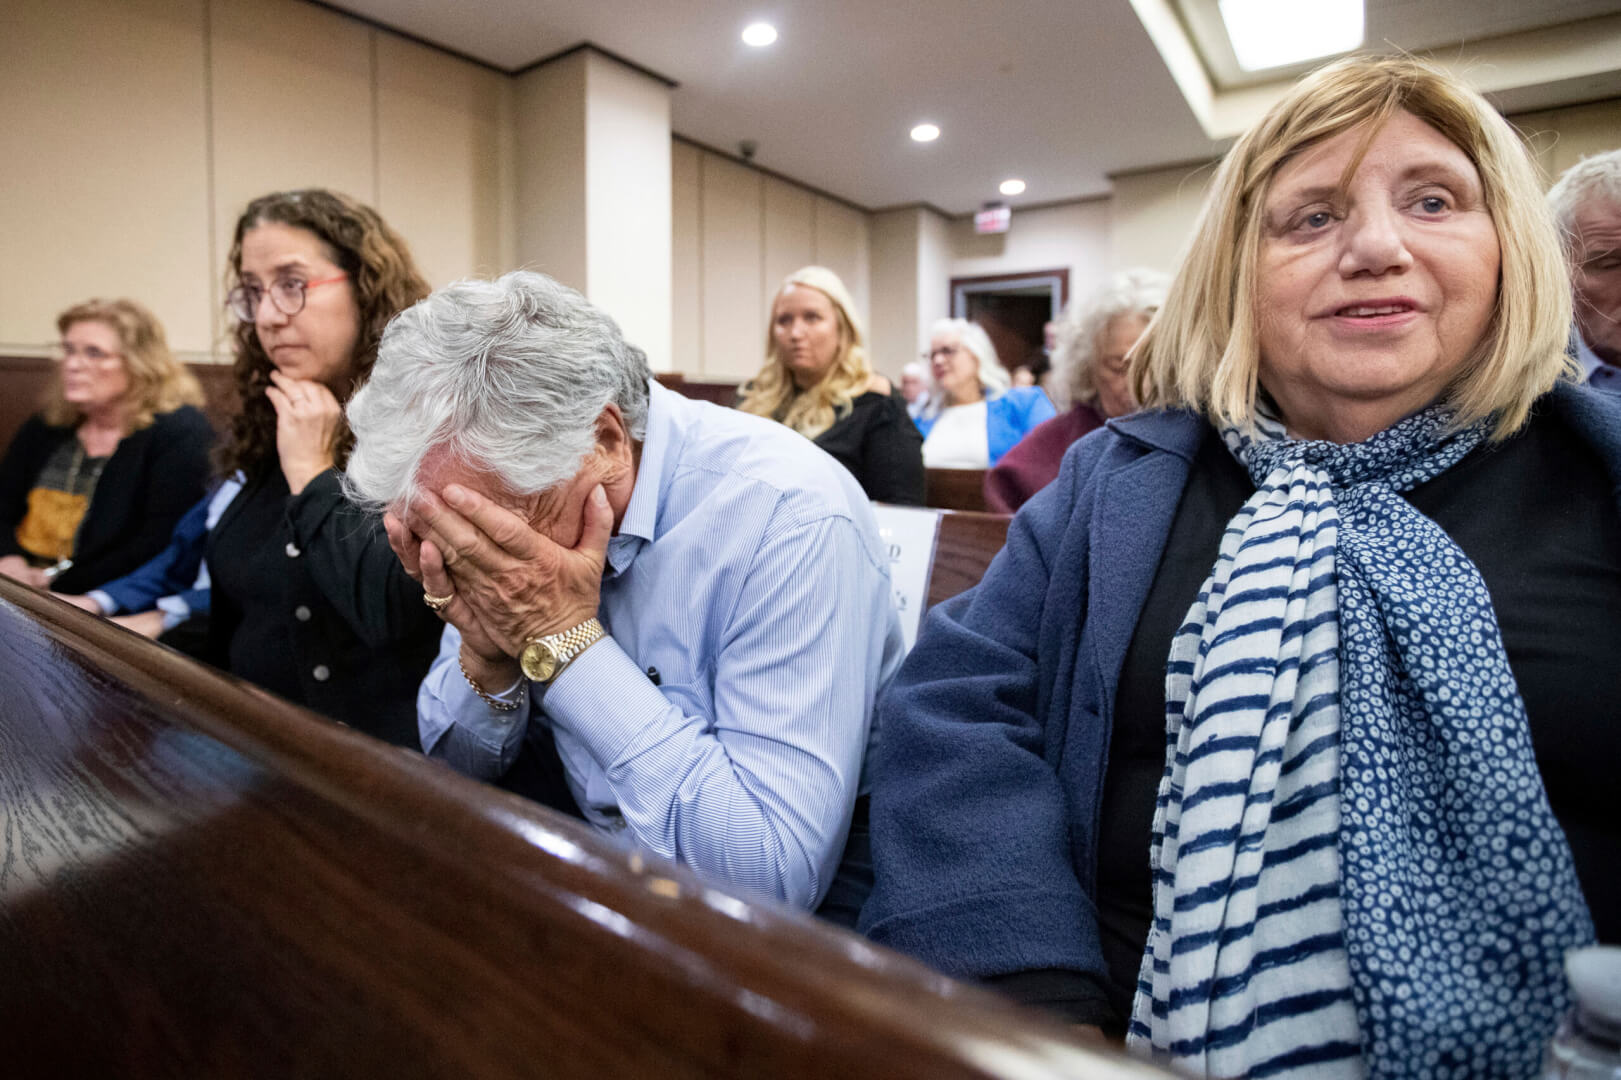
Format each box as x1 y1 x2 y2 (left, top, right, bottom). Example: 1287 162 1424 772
738 266 924 504
863 56 1617 1077
1547 148 1621 388
984 269 1168 512
915 318 1054 469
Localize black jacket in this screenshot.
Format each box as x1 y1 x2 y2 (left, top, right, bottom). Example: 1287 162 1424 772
204 467 443 749
0 406 214 594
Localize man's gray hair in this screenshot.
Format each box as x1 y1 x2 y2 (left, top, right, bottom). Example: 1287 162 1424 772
1054 268 1169 410
344 270 651 511
1547 149 1621 238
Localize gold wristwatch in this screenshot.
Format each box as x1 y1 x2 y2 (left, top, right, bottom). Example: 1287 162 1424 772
518 617 606 685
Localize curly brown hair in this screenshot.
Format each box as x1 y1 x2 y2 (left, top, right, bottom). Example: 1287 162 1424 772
219 189 430 478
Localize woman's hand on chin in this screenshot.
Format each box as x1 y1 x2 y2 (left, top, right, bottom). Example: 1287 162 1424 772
266 370 342 495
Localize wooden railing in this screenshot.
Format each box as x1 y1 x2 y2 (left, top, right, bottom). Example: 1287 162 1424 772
0 575 1162 1079
925 468 991 513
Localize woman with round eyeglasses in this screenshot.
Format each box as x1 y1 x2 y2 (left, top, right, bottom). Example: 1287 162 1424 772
914 319 1054 469
201 189 442 749
0 298 211 594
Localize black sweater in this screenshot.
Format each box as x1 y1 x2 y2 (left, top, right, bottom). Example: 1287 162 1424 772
0 406 213 594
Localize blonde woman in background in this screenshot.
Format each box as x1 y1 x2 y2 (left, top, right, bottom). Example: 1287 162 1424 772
914 318 1054 469
0 298 212 594
739 266 923 504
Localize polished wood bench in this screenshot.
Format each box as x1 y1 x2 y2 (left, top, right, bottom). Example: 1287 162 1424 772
0 575 1161 1079
925 468 990 513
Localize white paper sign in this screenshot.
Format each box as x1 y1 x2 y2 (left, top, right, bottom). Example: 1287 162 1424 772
871 504 942 651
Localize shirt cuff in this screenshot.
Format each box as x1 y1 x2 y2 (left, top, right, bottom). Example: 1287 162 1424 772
87 589 118 615
542 635 668 769
155 594 192 631
422 655 531 755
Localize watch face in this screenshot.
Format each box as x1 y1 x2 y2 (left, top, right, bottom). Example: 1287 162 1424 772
520 641 560 682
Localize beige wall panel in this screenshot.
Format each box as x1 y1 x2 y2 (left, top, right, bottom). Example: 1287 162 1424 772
951 199 1115 312
763 177 816 297
512 53 587 291
867 208 921 387
376 34 508 287
916 209 955 380
699 155 764 379
1107 164 1214 280
1516 100 1621 183
813 198 871 322
583 53 671 372
210 0 376 341
671 141 703 374
0 0 214 356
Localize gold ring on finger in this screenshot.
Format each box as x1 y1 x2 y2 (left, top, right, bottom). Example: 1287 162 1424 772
422 590 454 612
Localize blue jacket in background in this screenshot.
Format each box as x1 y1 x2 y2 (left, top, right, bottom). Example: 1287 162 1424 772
94 478 241 617
858 381 1621 984
915 386 1055 465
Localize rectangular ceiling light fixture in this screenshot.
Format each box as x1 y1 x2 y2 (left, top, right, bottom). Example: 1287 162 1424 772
1217 0 1364 72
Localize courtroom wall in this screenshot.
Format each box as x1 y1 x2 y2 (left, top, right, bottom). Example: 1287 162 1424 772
670 139 872 380
0 0 509 362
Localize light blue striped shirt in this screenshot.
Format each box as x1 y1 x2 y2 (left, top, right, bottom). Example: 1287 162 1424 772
419 380 905 908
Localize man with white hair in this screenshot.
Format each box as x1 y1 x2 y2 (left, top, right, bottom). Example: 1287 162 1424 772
345 270 904 913
1549 148 1621 391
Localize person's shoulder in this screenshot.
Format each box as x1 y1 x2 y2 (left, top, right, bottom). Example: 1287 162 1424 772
675 395 857 485
148 403 213 436
1542 379 1621 471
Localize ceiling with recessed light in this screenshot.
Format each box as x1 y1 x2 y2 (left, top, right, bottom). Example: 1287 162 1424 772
320 0 1621 215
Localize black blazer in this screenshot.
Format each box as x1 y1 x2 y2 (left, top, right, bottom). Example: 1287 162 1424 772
204 467 444 749
0 405 214 594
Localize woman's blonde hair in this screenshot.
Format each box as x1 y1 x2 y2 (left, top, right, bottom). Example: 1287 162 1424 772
45 298 203 431
737 266 874 439
1131 54 1574 440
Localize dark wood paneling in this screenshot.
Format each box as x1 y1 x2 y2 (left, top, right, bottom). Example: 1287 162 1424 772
926 468 990 512
926 510 1011 610
0 576 1159 1080
0 354 239 449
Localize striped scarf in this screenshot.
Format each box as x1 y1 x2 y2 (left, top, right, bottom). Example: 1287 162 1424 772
1129 404 1594 1079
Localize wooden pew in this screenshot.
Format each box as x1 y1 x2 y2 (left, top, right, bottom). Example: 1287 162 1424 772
927 509 1011 609
0 353 240 448
0 576 1162 1079
925 468 990 513
0 356 736 451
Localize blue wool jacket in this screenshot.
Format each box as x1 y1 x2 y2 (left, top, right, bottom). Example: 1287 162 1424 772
858 382 1621 983
915 386 1056 465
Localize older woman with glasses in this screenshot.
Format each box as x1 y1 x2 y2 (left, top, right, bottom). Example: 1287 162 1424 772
862 56 1617 1078
200 188 441 749
914 319 1054 468
0 298 211 594
984 270 1169 512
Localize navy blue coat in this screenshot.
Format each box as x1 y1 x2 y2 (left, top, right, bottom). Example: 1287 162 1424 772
858 382 1621 984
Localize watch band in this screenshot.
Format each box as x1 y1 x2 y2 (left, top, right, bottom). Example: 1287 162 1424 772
521 617 607 684
543 617 606 666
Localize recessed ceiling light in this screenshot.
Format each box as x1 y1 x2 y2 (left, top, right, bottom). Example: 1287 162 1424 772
910 123 940 143
999 179 1026 196
1218 0 1362 72
741 22 778 47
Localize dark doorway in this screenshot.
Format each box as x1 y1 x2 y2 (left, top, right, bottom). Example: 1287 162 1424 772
950 269 1068 379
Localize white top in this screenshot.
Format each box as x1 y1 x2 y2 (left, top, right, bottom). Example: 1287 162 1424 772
922 400 989 468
